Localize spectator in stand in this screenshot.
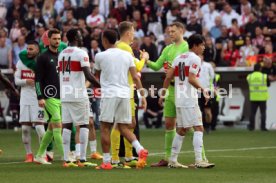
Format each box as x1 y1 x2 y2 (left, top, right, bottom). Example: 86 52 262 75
166 2 180 25
252 26 265 51
20 25 35 41
12 35 27 66
132 37 141 59
133 21 145 39
203 35 216 63
110 0 127 23
202 1 220 32
0 2 7 19
220 2 240 28
239 5 251 28
187 15 202 35
75 0 93 20
155 0 168 31
42 0 57 26
86 5 105 28
263 8 276 50
221 39 241 67
239 36 258 64
62 8 77 25
0 35 12 69
236 0 251 15
132 10 147 35
28 8 46 32
9 19 22 43
6 0 26 30
244 12 261 37
186 1 203 25
23 4 35 30
252 0 269 22
210 16 222 39
88 39 101 63
215 25 229 65
231 25 245 49
140 35 158 61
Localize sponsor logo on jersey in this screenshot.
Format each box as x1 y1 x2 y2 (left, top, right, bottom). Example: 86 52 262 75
21 70 35 79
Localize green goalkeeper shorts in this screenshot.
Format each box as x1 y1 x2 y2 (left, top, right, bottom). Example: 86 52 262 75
164 85 176 118
45 98 61 123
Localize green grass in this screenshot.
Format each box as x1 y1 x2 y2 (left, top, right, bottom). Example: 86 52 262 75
0 129 276 183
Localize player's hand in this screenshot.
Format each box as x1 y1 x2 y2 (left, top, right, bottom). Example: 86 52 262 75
141 97 147 111
26 79 35 87
38 99 45 108
158 97 164 107
140 50 149 61
203 89 210 106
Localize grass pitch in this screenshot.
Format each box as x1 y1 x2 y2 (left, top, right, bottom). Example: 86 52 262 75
0 128 276 183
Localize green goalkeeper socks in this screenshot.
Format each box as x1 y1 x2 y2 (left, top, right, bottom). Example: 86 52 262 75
37 130 53 157
165 129 176 160
53 128 64 155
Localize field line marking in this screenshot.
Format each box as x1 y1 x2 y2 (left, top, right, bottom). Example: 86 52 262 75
149 146 276 156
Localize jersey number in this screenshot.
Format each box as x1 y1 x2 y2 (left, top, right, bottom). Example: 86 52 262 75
38 110 44 119
178 62 185 81
62 56 71 74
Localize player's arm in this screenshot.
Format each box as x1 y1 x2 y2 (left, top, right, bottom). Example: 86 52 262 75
81 52 100 88
82 67 100 88
0 71 19 96
146 47 168 71
129 66 147 110
35 55 45 101
159 67 174 106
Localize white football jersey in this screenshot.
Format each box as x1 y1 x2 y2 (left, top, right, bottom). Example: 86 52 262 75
58 46 90 102
198 61 214 89
94 48 135 98
172 52 201 108
14 60 37 105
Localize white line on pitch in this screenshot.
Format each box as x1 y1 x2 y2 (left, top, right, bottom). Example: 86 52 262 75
149 146 276 156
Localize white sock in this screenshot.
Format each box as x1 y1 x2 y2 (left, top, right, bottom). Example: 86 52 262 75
22 125 32 154
131 140 143 155
79 128 89 161
75 144 80 158
103 153 111 163
62 128 71 162
193 131 203 162
170 133 185 162
90 140 97 153
35 125 45 144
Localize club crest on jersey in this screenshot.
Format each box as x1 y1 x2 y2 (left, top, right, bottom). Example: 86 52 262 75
84 57 89 62
192 64 197 69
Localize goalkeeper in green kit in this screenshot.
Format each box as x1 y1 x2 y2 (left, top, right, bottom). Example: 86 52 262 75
148 22 208 167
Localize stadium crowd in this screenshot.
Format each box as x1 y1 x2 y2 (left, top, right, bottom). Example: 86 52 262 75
0 0 275 70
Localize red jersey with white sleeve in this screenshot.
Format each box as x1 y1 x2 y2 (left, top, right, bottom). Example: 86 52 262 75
14 60 37 105
58 46 90 102
172 51 201 108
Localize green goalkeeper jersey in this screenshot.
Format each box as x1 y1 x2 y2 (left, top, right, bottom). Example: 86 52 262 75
147 41 189 98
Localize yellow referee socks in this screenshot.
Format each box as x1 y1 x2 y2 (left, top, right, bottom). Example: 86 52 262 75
124 129 134 159
111 128 120 162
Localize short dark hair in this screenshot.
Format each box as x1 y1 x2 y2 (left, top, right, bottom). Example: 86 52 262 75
118 21 133 36
187 34 205 49
254 63 261 71
26 40 39 47
48 28 60 38
102 29 118 44
66 28 79 43
170 21 185 30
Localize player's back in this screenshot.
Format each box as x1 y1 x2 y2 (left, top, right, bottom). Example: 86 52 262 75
173 52 201 108
199 61 214 89
58 46 90 102
94 48 134 98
